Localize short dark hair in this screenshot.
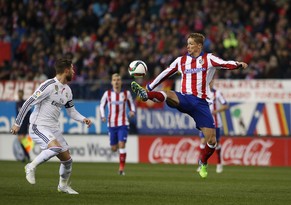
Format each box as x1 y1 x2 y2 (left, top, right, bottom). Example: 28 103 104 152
54 59 72 74
188 33 205 46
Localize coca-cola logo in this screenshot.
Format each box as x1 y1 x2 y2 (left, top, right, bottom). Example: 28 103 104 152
222 138 273 166
148 138 200 164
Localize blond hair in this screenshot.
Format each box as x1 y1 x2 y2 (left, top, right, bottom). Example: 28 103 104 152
111 73 121 79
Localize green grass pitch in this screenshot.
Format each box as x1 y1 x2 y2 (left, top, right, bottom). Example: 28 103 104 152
0 161 290 205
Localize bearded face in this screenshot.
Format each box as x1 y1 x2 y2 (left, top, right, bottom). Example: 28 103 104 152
66 64 74 82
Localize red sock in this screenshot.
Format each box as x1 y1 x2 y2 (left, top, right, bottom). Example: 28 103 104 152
216 147 221 164
148 91 166 102
201 143 215 164
119 153 126 171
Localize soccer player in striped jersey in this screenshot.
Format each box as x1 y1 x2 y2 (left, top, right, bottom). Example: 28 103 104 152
131 33 247 178
100 73 136 176
11 58 92 194
197 79 229 173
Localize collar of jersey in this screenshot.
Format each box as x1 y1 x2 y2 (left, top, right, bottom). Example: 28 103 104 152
187 51 204 59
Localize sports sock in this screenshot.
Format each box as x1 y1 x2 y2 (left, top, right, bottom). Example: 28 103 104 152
201 143 216 164
216 145 222 164
198 143 206 160
29 147 60 168
119 148 127 171
59 158 73 187
148 91 166 102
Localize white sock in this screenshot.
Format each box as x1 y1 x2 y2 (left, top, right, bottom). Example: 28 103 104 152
119 148 126 154
200 144 206 149
30 148 59 169
207 142 217 149
59 158 73 187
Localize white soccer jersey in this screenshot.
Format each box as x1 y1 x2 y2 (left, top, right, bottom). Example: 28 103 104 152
209 88 228 128
15 77 85 129
100 89 135 127
148 52 239 100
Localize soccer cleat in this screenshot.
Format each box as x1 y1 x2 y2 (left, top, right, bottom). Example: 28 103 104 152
119 170 125 176
24 163 36 184
216 164 223 173
58 185 79 194
199 164 208 178
196 166 201 172
198 160 208 178
131 81 148 101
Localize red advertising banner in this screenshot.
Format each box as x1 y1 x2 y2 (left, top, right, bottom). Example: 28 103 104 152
139 136 291 166
0 42 11 65
0 81 40 101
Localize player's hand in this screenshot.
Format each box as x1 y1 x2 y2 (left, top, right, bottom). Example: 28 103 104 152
129 111 135 118
83 118 92 128
10 124 20 135
237 62 248 69
101 117 106 122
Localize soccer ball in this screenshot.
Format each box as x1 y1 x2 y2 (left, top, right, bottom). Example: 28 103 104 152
128 60 147 78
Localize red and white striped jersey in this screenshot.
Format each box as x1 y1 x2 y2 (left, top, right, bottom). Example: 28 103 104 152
208 88 228 128
148 52 239 100
100 89 135 127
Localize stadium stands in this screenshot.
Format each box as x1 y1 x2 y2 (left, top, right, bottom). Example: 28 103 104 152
0 0 290 99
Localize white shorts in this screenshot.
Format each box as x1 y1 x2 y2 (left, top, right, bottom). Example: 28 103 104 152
29 124 69 151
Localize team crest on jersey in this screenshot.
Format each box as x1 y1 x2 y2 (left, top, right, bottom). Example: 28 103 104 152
54 85 59 94
199 58 204 65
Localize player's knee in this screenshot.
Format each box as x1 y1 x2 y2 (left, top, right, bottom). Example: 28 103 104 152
49 146 65 154
208 137 217 145
111 146 118 152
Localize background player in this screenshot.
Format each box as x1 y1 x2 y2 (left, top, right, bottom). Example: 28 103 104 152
16 89 32 162
100 73 136 175
131 32 247 178
11 58 92 194
197 79 229 173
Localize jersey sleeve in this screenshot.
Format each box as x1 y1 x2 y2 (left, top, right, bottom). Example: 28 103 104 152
65 105 85 122
209 54 240 70
14 82 52 126
99 91 108 118
64 88 85 122
147 57 179 91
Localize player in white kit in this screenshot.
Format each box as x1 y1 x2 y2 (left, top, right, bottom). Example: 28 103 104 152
11 58 92 194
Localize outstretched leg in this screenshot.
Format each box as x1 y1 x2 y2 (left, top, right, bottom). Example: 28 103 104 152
25 146 62 184
131 81 178 104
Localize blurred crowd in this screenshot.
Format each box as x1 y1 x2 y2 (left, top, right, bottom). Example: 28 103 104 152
0 0 290 98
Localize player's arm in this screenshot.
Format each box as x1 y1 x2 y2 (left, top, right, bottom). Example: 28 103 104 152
212 91 229 115
212 103 229 115
11 85 51 134
127 90 136 118
147 58 179 91
209 54 248 70
65 100 92 127
99 91 108 122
